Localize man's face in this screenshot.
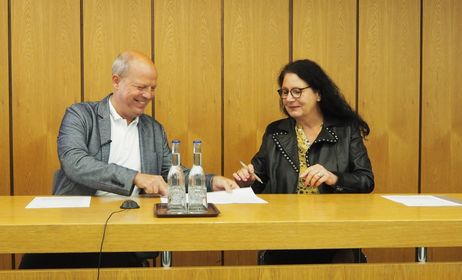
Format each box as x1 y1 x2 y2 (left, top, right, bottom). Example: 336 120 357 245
112 60 157 122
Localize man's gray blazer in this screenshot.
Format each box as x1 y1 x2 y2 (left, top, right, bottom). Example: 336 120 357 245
53 94 172 196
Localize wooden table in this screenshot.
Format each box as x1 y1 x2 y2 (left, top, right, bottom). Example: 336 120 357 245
1 194 462 279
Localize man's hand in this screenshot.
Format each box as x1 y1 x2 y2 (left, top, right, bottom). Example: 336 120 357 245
212 176 240 192
133 173 168 195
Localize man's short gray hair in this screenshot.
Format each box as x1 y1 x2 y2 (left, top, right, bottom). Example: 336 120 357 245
112 53 132 78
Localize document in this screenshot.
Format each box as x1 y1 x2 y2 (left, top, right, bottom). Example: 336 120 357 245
206 187 268 204
26 196 91 208
161 187 268 204
382 195 462 207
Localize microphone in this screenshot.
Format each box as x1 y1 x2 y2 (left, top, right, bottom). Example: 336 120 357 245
100 140 112 147
91 140 112 157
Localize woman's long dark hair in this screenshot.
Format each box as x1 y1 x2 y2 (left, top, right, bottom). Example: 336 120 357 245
278 59 370 137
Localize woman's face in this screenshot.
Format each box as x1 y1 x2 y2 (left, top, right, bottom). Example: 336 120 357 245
280 73 321 121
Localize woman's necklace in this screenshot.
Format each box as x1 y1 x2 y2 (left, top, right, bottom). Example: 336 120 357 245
297 123 323 148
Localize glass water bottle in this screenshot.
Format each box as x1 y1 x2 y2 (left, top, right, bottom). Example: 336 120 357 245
167 140 186 213
187 140 208 213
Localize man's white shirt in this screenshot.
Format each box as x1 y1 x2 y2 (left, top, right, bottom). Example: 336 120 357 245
95 97 141 197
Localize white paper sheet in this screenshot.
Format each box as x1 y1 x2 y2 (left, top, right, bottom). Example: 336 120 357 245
26 196 91 208
207 187 268 204
382 195 462 207
161 187 268 204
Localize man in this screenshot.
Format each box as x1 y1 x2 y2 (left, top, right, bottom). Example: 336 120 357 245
54 50 238 196
20 51 238 269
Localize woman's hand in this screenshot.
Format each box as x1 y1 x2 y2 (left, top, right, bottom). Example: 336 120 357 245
299 164 338 188
233 163 257 187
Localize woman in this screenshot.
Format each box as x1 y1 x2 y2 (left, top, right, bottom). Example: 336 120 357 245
233 59 374 264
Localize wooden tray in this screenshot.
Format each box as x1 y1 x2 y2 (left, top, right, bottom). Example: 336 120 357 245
154 203 220 217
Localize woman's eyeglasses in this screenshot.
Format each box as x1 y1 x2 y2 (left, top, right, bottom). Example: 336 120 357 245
277 86 310 99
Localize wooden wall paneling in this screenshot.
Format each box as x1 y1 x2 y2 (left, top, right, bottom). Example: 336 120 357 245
429 247 462 263
358 0 421 262
83 0 152 117
223 0 289 265
421 0 462 194
0 256 11 271
223 251 258 266
11 0 81 195
293 0 357 106
223 0 288 177
154 0 222 266
358 0 420 193
154 0 221 172
0 0 10 196
422 0 462 262
3 262 462 280
0 0 12 270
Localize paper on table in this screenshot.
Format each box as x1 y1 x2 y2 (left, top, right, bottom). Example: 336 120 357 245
382 195 462 207
161 187 268 204
207 187 268 204
26 196 91 209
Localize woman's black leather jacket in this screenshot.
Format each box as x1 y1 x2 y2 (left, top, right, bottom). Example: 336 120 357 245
251 117 374 194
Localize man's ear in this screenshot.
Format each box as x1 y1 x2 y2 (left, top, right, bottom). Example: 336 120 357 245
112 74 121 90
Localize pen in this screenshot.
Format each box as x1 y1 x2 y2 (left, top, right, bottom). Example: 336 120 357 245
239 161 264 184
